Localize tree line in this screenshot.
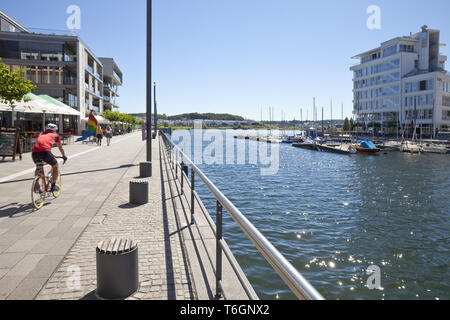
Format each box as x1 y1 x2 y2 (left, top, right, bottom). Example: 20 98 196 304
129 112 245 121
103 110 143 125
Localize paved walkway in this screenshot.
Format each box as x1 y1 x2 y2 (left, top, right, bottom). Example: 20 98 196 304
0 132 253 300
35 134 195 300
0 132 147 299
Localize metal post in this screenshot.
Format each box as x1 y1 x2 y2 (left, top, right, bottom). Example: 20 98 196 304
175 150 178 179
215 200 223 298
180 161 184 195
146 0 152 163
154 82 158 138
190 169 195 224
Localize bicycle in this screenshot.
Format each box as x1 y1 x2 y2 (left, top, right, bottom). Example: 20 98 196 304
31 156 66 209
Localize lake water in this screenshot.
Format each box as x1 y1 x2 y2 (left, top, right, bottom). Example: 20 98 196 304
171 129 449 300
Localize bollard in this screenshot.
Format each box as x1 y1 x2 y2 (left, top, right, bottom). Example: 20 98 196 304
139 161 152 178
96 238 139 299
129 179 149 205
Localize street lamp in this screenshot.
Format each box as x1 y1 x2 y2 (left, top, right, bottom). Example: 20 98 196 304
140 0 152 177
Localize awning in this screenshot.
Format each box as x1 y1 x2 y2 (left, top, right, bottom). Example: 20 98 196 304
38 95 80 116
0 93 80 115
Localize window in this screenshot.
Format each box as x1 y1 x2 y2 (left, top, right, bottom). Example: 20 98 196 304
443 96 450 107
399 44 414 53
383 45 398 57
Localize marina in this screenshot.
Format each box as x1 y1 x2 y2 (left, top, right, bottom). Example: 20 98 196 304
185 129 450 300
234 130 450 156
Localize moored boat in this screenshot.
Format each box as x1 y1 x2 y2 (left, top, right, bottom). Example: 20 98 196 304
316 143 357 154
400 141 423 153
356 140 380 153
420 143 449 154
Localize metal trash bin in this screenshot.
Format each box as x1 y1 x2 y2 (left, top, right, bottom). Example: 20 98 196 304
96 238 139 299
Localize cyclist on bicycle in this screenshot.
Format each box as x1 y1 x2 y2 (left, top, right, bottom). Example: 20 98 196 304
32 123 68 192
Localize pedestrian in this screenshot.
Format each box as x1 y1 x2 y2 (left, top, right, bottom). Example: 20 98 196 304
96 126 103 146
105 125 113 146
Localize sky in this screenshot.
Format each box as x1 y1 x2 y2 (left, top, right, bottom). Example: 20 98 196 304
2 0 450 121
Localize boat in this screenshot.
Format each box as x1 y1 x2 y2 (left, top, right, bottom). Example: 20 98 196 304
281 136 293 144
356 140 381 153
420 143 449 154
316 143 357 154
400 141 423 153
378 140 402 151
292 137 317 150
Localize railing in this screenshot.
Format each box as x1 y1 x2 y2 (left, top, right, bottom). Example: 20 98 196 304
160 132 324 300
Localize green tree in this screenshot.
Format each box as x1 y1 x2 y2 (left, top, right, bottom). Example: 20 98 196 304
0 58 36 126
343 117 350 131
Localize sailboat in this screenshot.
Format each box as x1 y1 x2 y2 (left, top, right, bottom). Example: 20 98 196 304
355 137 380 153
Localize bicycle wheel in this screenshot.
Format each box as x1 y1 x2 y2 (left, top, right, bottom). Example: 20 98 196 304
52 169 62 198
31 176 46 209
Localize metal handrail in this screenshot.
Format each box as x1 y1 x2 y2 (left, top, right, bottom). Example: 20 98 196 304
161 132 324 300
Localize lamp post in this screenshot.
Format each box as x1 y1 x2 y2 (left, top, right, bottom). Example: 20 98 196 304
140 0 152 177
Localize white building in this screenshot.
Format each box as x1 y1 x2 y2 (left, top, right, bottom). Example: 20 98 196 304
351 25 450 137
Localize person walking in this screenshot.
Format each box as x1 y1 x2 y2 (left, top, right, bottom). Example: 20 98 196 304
105 125 113 146
96 126 103 146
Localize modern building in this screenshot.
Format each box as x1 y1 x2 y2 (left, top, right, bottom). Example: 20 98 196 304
99 57 122 112
0 10 123 134
351 25 450 137
0 9 28 33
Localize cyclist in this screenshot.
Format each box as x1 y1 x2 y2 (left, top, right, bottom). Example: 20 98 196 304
32 123 68 192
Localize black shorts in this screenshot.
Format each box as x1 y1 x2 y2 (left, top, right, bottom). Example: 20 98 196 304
32 151 57 168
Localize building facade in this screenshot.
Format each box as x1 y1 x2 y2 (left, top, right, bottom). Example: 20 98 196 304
351 26 450 137
99 57 122 112
0 10 122 134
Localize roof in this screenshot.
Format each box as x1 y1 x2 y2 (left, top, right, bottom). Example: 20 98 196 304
0 9 29 33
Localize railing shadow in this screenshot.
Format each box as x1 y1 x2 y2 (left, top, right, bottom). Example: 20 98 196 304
160 138 209 300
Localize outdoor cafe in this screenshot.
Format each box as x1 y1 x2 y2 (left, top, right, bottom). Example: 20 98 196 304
0 93 80 153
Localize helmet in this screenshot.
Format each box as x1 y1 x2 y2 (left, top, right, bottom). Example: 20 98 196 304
47 123 58 132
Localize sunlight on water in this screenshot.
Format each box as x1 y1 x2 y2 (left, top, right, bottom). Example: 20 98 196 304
181 131 450 300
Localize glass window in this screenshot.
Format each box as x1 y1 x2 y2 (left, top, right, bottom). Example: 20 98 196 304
383 45 398 58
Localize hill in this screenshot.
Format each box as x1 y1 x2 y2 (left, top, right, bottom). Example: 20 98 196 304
129 112 245 121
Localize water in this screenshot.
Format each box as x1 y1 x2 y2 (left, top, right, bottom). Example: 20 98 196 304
172 129 449 300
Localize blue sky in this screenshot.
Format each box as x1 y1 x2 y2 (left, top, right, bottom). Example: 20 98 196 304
2 0 450 120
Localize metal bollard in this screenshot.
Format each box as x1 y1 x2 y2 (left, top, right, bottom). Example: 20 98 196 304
129 179 149 205
139 161 152 178
96 238 139 299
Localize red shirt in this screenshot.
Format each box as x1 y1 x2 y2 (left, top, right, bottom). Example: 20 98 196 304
32 131 61 153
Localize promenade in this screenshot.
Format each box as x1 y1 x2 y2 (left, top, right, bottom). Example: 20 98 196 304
0 132 251 300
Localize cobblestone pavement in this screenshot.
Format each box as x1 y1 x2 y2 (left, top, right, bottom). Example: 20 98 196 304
0 132 151 299
35 135 196 300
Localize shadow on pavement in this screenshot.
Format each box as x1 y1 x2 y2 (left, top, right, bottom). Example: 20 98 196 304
0 164 138 185
0 202 38 218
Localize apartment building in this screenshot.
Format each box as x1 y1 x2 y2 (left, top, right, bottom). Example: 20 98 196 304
99 57 122 112
0 10 122 134
351 26 450 137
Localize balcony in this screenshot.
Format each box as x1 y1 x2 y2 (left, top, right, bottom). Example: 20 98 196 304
64 54 77 62
86 65 94 74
